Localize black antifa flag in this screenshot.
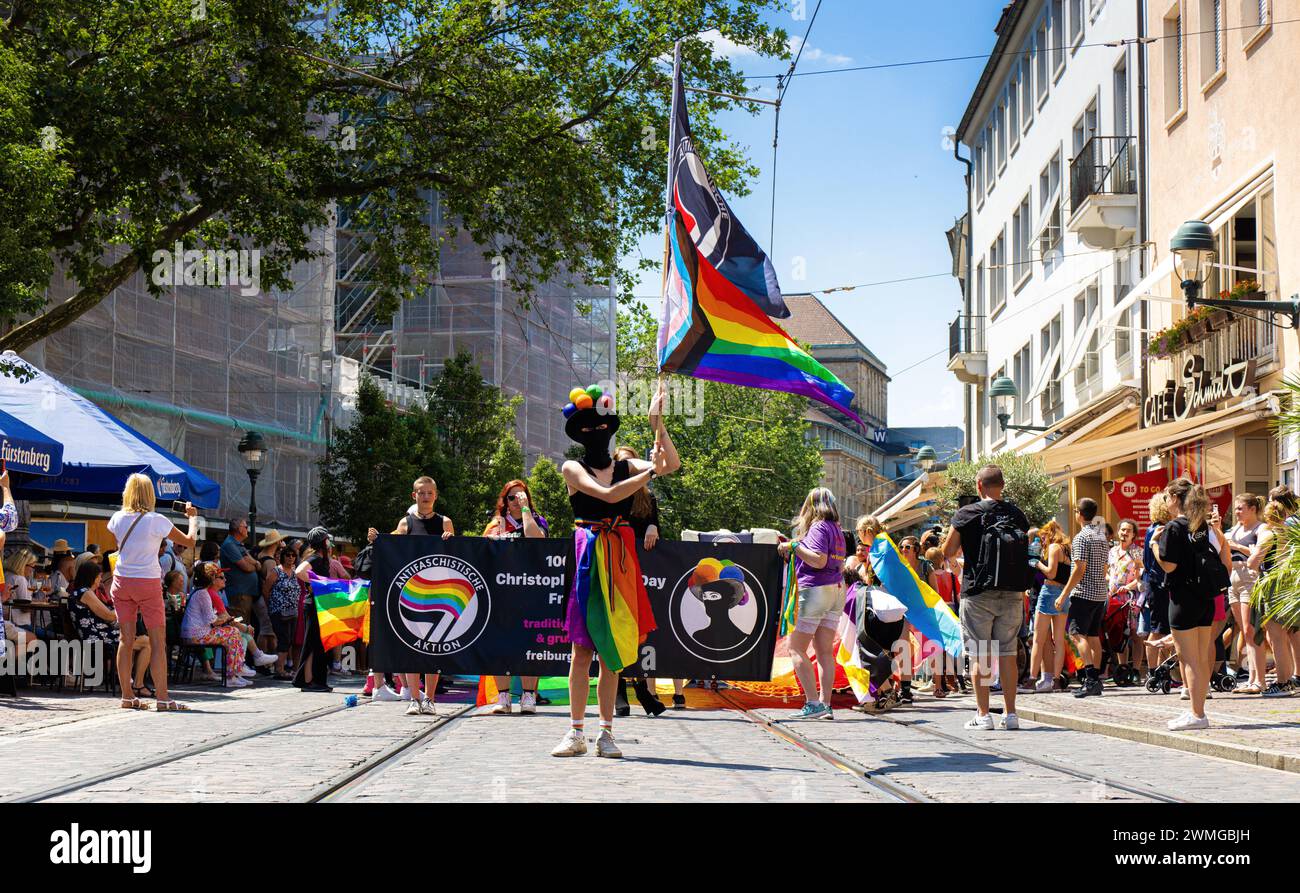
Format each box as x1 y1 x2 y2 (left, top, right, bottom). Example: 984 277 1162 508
367 535 782 680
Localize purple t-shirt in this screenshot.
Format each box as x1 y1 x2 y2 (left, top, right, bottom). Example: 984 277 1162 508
796 520 846 589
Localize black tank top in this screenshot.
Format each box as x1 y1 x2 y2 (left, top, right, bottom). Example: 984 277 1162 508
405 512 447 536
1049 546 1072 585
568 459 635 523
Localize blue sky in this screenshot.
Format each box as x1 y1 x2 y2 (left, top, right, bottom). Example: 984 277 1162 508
623 1 1007 428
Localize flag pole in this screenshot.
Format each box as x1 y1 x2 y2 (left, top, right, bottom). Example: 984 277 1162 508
655 40 682 411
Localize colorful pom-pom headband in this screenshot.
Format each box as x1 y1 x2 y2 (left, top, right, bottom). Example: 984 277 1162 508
561 384 616 418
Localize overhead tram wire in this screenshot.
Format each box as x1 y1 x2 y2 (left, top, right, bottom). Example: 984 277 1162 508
741 17 1300 81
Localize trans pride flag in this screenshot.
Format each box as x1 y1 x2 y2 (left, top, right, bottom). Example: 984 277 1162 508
868 535 963 659
657 72 860 423
309 573 370 652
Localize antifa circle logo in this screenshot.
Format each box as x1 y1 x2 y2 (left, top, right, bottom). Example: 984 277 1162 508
387 556 491 655
673 134 734 266
667 557 768 664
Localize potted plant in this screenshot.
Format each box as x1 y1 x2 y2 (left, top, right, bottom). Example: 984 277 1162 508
1231 278 1264 300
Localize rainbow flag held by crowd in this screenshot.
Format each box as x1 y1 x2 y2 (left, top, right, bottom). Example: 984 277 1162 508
656 70 860 423
834 609 873 704
309 573 370 651
868 534 963 659
778 556 799 636
572 522 655 673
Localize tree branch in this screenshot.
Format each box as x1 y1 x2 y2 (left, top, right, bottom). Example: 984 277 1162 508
533 48 661 145
0 202 217 354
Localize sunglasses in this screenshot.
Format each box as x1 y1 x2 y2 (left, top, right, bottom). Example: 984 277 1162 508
900 545 916 552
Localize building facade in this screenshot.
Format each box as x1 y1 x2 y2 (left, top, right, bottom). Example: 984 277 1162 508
950 0 1149 530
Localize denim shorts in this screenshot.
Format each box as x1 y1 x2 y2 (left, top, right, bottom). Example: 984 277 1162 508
1035 583 1065 616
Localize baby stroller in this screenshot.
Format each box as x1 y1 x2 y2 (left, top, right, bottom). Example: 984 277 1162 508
1144 652 1238 694
1100 594 1141 686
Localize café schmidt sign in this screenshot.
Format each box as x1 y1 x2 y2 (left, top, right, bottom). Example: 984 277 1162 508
1143 355 1254 426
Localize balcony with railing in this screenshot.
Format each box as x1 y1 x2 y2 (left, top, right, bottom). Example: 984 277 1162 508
947 314 987 385
1148 309 1278 397
1068 136 1138 250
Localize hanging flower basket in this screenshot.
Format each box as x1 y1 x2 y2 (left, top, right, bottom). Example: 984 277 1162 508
1187 318 1209 342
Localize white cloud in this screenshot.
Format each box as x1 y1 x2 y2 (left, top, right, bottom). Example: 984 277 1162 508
786 35 852 67
699 29 761 59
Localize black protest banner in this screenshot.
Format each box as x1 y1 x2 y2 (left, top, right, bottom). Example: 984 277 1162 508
367 535 782 680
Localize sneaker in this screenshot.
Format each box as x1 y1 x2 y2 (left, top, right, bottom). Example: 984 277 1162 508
372 684 401 702
964 712 995 731
419 697 437 716
362 676 376 697
237 666 257 678
491 692 512 715
671 694 686 710
595 729 623 758
253 652 278 667
398 688 413 702
1168 712 1209 731
1263 682 1294 698
551 728 588 757
1075 677 1103 698
1002 712 1020 730
793 702 830 720
1034 676 1055 693
226 676 251 688
821 707 835 721
898 686 914 705
872 689 899 712
405 700 423 716
520 691 537 715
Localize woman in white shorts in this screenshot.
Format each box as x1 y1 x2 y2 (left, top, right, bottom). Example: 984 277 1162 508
1226 493 1265 693
778 488 847 721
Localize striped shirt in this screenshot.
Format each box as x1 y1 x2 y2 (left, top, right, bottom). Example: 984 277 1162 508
1070 524 1111 601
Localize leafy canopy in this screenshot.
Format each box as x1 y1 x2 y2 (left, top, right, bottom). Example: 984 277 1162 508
936 451 1061 528
0 0 788 351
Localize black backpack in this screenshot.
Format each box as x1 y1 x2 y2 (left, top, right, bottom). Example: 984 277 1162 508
1189 529 1230 594
971 500 1032 593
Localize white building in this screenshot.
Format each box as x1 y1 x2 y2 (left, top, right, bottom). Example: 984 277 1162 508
949 0 1147 480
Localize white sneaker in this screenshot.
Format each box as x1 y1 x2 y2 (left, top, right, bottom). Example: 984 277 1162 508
373 684 401 702
419 697 437 716
964 712 995 731
520 691 537 714
1168 712 1209 731
253 652 278 667
491 692 512 715
1002 712 1020 730
398 688 413 701
595 729 623 758
1034 676 1055 693
405 699 423 716
227 676 251 688
551 728 588 757
238 666 258 678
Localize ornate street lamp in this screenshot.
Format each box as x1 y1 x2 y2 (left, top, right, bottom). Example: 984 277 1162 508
990 375 1052 433
1174 219 1300 326
236 430 268 544
916 445 937 473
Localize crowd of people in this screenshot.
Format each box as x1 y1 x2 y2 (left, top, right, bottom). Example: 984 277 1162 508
782 464 1300 734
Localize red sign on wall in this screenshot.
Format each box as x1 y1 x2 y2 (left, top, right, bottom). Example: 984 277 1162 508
1104 468 1170 539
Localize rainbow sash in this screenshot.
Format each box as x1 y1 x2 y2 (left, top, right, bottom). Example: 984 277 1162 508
572 517 655 672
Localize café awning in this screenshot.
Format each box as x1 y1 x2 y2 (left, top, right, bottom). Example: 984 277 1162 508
1035 393 1277 481
0 352 220 507
875 471 946 532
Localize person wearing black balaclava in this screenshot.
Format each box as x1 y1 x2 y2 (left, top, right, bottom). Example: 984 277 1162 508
292 526 334 692
550 382 680 759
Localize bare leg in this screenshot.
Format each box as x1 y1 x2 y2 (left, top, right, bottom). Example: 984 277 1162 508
568 645 593 722
116 629 136 696
596 657 620 723
813 625 837 704
1173 628 1209 718
1050 614 1068 677
1000 653 1019 713
145 625 170 701
1266 624 1295 682
133 637 151 687
787 629 816 704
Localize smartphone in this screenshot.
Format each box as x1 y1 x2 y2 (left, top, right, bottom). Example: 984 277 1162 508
172 500 189 513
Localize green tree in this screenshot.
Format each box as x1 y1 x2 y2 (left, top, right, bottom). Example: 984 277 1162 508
1257 375 1300 628
615 304 822 538
935 451 1061 527
528 456 573 539
423 350 524 533
0 1 788 351
316 376 427 544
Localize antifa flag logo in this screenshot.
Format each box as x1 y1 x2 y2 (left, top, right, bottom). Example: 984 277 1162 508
388 556 491 655
666 557 769 664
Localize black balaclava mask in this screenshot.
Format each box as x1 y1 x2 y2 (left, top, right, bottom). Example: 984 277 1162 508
565 406 620 470
577 427 613 469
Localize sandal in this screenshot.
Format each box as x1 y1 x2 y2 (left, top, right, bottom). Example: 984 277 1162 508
133 685 155 699
934 686 948 699
155 699 192 712
119 697 145 710
1236 683 1262 695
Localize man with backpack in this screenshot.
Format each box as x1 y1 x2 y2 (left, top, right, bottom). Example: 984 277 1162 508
943 465 1031 731
1056 498 1111 698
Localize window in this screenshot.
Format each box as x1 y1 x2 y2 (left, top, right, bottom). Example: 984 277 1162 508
1008 69 1020 154
1038 151 1063 274
1075 330 1101 390
1041 313 1061 360
1200 0 1225 87
1069 0 1085 47
975 259 986 319
990 231 1007 313
1117 306 1133 360
1241 0 1271 48
1051 1 1066 74
1013 194 1032 290
1164 4 1185 123
984 123 996 191
1072 99 1098 155
1041 359 1063 424
1038 17 1052 96
1074 282 1099 330
1114 57 1130 136
975 137 986 204
1014 343 1033 423
1021 45 1034 131
995 98 1007 171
